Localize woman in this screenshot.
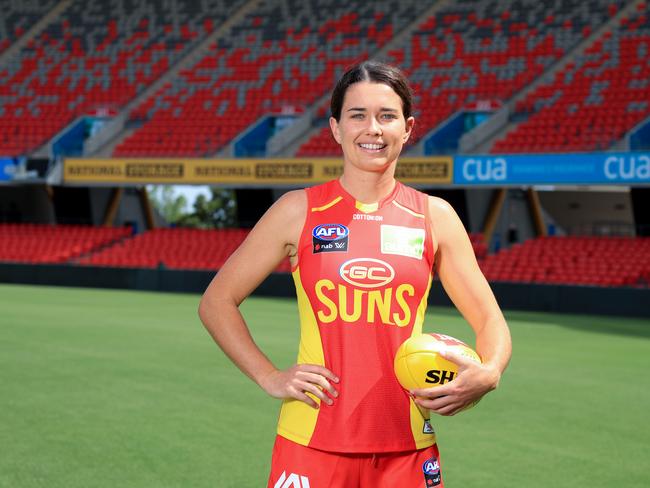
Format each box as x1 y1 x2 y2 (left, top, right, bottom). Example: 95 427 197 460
198 61 511 487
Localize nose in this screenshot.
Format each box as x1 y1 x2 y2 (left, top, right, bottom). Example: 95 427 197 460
366 116 382 136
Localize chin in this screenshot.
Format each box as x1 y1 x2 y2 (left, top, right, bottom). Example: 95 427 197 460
353 159 394 173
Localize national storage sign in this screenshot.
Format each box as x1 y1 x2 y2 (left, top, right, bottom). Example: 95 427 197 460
453 152 650 185
63 157 453 185
63 153 648 187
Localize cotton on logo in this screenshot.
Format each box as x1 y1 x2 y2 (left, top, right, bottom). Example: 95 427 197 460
274 471 311 488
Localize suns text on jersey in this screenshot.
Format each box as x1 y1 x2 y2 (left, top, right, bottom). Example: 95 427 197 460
313 279 415 326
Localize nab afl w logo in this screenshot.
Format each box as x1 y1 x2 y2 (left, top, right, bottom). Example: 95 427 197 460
312 223 349 254
274 471 311 488
422 456 441 486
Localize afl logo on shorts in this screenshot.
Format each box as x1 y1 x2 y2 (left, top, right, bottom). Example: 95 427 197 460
339 258 395 288
312 223 349 254
422 456 441 486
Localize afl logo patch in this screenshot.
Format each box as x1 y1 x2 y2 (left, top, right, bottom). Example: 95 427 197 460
312 223 349 254
422 456 441 486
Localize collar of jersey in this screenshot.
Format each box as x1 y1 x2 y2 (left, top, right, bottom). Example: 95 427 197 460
334 178 401 214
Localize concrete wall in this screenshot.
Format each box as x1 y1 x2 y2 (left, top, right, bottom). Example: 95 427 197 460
538 189 635 236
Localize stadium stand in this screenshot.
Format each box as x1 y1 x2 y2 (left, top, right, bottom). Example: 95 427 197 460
0 223 131 264
76 227 292 272
0 1 648 300
4 221 645 289
493 1 650 153
0 0 246 156
479 236 650 286
114 0 433 157
0 0 58 53
297 0 631 156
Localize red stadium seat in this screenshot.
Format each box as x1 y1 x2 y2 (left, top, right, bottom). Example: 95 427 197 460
479 236 650 287
0 224 132 264
493 3 650 153
76 227 290 272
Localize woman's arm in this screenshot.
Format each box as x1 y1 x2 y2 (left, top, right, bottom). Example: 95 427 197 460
198 190 338 409
411 196 512 415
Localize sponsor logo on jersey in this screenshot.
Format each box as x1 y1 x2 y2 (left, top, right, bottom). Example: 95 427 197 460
423 419 435 434
274 471 311 488
380 225 425 260
339 258 395 288
422 457 441 486
353 213 384 221
312 223 348 254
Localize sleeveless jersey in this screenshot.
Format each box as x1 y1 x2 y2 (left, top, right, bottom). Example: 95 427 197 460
277 179 436 453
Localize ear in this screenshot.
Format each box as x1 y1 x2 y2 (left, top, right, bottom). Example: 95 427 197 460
329 116 342 145
403 116 415 143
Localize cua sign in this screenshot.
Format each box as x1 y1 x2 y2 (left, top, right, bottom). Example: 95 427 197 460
604 155 650 181
461 157 507 182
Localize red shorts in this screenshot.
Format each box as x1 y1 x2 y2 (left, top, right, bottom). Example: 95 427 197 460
268 435 444 488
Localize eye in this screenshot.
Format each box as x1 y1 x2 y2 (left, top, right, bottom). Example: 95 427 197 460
381 113 398 120
351 113 364 119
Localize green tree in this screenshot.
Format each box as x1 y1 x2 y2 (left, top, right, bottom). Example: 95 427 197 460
178 188 237 229
147 186 187 224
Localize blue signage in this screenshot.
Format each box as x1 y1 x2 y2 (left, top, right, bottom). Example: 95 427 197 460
453 152 650 185
0 158 17 181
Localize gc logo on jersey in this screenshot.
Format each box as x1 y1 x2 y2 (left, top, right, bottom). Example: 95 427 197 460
422 456 441 486
312 223 349 254
339 258 395 288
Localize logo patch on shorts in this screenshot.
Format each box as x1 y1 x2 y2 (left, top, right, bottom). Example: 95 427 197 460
312 223 349 254
274 471 311 488
381 225 425 259
422 457 441 486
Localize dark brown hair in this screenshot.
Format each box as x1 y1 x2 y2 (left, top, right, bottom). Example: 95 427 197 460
330 61 413 122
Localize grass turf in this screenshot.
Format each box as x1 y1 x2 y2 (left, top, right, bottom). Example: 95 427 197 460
0 283 649 487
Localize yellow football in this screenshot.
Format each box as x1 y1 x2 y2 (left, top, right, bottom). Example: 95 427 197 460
394 333 481 391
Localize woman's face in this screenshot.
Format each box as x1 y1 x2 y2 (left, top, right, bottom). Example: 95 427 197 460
329 81 414 174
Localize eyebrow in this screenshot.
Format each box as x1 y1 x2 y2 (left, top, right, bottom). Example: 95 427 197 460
346 107 399 112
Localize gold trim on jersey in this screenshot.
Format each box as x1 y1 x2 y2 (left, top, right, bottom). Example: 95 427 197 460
355 200 379 213
408 272 437 448
392 200 425 219
277 268 326 446
311 196 343 212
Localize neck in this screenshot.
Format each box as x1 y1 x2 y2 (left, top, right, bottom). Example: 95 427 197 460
339 165 397 203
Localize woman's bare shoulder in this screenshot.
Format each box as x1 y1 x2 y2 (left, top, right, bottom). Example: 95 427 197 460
273 189 307 216
427 195 456 218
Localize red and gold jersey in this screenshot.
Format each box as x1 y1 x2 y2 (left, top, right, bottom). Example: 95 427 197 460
277 179 436 453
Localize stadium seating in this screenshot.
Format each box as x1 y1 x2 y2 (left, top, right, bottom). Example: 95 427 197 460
297 0 630 156
77 227 292 272
2 223 647 287
114 0 433 157
0 223 131 264
493 1 650 153
0 0 246 156
0 0 58 53
479 236 650 287
1 0 642 157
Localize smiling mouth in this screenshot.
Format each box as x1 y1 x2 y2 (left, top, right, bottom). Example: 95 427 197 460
358 143 387 152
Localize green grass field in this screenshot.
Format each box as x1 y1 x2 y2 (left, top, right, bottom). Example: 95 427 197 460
1 283 649 487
